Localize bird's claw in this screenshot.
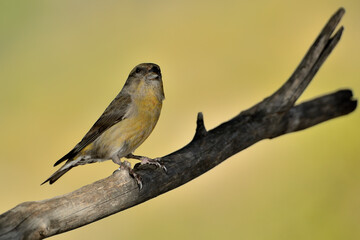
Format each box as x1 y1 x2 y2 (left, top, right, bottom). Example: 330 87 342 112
116 161 143 190
140 157 167 173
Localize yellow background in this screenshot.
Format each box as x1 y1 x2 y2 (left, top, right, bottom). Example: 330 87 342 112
0 1 359 239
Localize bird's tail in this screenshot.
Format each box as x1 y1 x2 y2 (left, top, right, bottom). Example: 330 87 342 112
41 162 74 185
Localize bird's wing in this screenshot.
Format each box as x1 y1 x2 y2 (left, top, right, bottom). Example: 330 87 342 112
54 93 132 166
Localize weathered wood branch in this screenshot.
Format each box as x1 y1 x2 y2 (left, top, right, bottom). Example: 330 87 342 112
0 8 356 240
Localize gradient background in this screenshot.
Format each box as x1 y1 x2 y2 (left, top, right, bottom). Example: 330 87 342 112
0 1 359 239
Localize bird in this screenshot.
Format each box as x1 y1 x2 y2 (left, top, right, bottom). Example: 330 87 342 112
42 63 165 188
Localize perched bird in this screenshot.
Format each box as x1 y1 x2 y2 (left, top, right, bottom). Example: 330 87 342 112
42 63 165 187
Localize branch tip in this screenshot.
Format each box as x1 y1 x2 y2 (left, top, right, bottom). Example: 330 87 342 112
334 7 345 21
261 8 345 114
331 25 344 42
323 7 345 36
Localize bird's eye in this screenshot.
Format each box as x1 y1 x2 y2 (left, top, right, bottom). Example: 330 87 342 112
150 66 160 75
135 68 141 74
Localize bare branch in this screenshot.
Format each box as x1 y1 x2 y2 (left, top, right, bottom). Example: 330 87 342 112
257 8 345 113
0 8 356 240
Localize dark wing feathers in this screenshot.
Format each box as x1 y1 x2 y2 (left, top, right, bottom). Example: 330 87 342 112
54 93 132 166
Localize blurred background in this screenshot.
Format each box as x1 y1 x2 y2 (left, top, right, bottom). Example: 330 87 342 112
0 1 359 239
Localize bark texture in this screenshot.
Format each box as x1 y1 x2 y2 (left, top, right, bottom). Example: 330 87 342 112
0 8 356 240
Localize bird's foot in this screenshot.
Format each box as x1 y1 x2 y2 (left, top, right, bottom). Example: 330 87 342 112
126 154 167 172
114 160 143 190
140 157 167 172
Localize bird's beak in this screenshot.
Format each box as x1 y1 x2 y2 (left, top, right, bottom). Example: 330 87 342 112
146 73 160 81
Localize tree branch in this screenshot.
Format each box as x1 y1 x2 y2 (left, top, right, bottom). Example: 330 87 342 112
0 8 356 240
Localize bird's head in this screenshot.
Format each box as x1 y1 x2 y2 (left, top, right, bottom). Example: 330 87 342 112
124 63 165 101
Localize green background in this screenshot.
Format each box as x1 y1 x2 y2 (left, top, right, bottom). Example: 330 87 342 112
0 1 359 239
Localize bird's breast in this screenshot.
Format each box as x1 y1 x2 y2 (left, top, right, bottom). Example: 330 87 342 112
90 93 162 159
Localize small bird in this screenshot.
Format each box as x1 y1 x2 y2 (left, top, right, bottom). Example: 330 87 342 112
42 63 165 187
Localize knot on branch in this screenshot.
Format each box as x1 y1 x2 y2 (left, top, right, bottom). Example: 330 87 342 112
193 112 207 140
